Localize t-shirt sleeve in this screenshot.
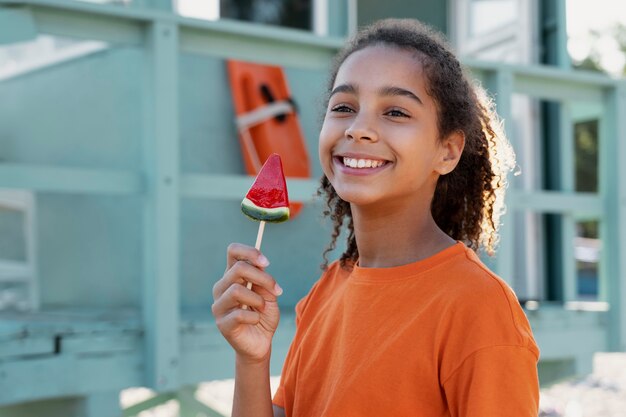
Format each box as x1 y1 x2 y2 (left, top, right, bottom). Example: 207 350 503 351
272 289 315 408
273 263 340 409
442 345 539 417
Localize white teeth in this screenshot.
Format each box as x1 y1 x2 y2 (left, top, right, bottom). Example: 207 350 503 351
342 157 386 169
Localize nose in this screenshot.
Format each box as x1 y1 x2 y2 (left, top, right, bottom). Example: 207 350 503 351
345 113 378 142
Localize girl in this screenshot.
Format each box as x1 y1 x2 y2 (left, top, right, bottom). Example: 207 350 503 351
212 19 540 417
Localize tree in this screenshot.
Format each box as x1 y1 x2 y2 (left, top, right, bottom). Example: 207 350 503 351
569 24 626 238
572 23 626 76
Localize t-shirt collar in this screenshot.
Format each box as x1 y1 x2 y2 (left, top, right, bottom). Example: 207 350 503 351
350 241 466 283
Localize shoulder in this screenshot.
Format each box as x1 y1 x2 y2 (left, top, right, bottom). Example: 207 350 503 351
438 245 539 358
310 260 352 295
442 246 522 310
294 260 351 320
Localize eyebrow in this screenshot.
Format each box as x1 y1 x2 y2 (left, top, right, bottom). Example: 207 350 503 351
329 83 357 98
378 85 423 105
329 83 423 105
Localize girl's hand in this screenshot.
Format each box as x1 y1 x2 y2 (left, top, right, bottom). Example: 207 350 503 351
212 243 283 363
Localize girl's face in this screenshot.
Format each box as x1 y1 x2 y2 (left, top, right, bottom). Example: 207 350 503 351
319 45 462 209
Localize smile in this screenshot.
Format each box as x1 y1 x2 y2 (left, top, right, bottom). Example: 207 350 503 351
342 157 388 169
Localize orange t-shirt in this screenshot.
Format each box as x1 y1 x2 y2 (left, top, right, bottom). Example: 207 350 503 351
273 242 539 416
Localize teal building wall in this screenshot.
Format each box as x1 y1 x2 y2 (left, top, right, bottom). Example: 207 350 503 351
1 46 329 311
1 1 625 416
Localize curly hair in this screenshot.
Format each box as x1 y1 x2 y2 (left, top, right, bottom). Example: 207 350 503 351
318 18 516 269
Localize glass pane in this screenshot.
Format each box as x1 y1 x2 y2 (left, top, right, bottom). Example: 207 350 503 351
574 119 599 192
220 0 313 31
0 207 26 263
576 220 600 300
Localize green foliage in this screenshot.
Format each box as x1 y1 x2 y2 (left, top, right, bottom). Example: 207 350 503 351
569 23 626 239
574 120 599 238
572 23 626 76
574 120 598 193
574 56 603 73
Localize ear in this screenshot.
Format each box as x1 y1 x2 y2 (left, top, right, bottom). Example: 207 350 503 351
435 130 465 175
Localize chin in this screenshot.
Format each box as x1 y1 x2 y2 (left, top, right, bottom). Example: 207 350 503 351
332 186 380 207
324 174 386 207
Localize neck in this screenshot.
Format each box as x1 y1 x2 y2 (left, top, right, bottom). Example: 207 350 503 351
351 197 455 268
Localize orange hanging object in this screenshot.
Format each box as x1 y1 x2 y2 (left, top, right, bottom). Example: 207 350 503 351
227 59 311 218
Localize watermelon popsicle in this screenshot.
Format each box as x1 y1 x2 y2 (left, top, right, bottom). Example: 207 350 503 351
240 153 290 309
241 153 290 223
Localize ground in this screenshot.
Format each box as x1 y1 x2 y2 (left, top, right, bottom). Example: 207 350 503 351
120 353 626 417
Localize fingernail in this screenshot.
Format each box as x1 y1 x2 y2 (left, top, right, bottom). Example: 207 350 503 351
274 283 283 296
258 255 270 267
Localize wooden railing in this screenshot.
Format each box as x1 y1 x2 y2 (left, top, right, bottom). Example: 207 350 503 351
0 0 625 412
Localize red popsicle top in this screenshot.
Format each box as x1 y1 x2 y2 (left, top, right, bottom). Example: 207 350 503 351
245 153 290 209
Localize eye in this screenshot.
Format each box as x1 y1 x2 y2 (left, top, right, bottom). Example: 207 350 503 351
385 108 410 118
330 104 354 113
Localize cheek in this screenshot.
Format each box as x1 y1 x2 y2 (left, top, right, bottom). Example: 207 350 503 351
318 120 334 164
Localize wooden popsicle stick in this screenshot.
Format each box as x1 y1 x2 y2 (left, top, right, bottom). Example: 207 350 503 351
254 220 266 251
242 220 265 310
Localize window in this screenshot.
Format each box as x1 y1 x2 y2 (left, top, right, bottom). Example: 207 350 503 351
177 0 313 31
0 190 38 311
220 0 312 31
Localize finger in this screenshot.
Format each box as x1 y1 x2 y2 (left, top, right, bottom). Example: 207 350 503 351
212 283 266 316
216 308 261 333
213 260 282 300
214 260 274 299
226 242 270 270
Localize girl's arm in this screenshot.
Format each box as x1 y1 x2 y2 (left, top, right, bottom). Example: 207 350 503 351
232 355 274 417
212 243 283 417
231 354 286 417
